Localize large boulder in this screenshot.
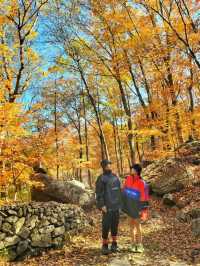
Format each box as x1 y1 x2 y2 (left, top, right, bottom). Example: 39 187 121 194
31 173 95 210
176 140 200 166
143 141 200 195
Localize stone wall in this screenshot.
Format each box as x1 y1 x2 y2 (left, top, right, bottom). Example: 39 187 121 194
0 201 89 261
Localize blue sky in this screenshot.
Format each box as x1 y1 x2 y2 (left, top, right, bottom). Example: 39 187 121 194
21 17 61 106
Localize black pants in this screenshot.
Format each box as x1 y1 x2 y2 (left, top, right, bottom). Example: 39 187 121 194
102 210 119 240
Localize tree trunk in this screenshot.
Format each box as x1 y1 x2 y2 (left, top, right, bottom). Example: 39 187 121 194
78 63 109 160
78 131 83 182
118 116 124 176
54 88 59 179
188 69 197 140
82 90 92 188
116 78 135 163
112 118 121 176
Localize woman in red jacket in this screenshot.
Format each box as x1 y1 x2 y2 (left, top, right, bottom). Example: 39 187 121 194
123 164 149 253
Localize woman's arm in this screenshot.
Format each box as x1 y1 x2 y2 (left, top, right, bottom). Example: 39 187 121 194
139 181 150 209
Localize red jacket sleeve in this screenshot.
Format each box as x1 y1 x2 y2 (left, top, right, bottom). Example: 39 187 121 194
139 180 146 201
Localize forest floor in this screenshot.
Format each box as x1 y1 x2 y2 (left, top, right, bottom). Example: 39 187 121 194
2 188 200 266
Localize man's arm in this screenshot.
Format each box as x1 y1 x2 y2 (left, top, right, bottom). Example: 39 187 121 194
122 175 128 190
95 175 105 210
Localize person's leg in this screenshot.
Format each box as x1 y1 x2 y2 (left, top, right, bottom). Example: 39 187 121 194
134 219 144 253
134 219 142 244
129 218 137 252
110 210 119 252
111 210 119 240
102 211 111 254
129 218 136 243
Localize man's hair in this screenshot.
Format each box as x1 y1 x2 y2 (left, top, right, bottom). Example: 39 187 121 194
100 159 112 168
131 163 142 175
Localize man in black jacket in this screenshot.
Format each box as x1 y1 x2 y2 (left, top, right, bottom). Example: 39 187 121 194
95 159 121 255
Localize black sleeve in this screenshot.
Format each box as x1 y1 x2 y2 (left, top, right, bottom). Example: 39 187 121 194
95 175 105 209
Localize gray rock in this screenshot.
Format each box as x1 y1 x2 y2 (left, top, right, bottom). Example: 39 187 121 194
31 232 41 246
45 209 51 216
176 211 187 222
23 207 27 216
31 233 52 248
52 237 63 247
0 241 5 249
0 216 2 228
18 227 30 239
143 142 200 196
65 223 71 230
76 219 81 224
39 219 50 227
188 208 200 219
16 240 29 256
163 194 176 206
2 222 13 233
151 210 161 219
7 248 17 261
39 213 44 219
54 226 65 236
177 208 200 223
52 213 58 219
6 216 18 224
176 198 190 209
7 210 18 216
28 207 33 213
15 217 25 234
192 218 200 237
27 215 38 229
0 232 6 241
4 236 20 247
49 217 57 224
18 208 23 217
31 173 95 210
39 225 55 234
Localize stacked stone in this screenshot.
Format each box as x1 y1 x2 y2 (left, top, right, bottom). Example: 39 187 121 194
0 202 89 261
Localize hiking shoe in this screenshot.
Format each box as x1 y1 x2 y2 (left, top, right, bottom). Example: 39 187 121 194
110 242 119 253
102 244 110 255
129 244 137 253
136 243 144 253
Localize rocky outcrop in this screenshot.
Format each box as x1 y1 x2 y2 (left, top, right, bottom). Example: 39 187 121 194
143 141 200 195
177 208 200 223
176 140 200 166
31 173 95 210
176 208 200 238
192 219 200 237
0 202 90 261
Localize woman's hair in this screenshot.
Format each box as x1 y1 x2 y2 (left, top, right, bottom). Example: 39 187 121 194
131 163 142 176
